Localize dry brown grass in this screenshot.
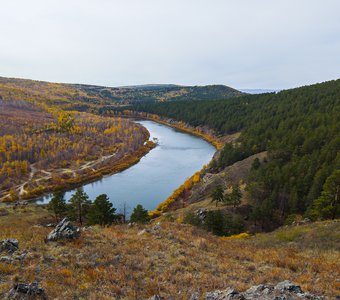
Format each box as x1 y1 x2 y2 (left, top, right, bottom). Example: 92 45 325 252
0 206 339 299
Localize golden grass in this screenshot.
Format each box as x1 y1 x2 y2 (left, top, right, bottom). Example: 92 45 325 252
0 206 339 299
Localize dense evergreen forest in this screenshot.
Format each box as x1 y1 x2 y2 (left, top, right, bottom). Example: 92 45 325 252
131 80 340 224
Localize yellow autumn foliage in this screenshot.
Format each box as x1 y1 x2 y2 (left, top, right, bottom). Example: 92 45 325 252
221 232 251 240
149 170 203 218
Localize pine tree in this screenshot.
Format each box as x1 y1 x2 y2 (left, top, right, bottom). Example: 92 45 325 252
211 185 225 207
87 194 117 225
48 191 67 222
130 204 150 224
229 183 242 207
68 188 91 225
309 170 340 220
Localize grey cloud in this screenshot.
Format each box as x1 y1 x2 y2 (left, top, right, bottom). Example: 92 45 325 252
1 0 339 89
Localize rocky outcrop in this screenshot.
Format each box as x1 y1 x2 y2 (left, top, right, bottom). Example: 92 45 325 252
203 281 324 300
149 281 324 300
46 218 80 242
0 239 19 254
7 282 47 299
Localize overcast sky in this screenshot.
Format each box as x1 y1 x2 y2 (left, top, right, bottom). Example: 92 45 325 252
1 0 339 89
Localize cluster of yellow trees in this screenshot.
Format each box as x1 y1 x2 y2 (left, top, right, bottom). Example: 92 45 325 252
149 171 202 218
0 98 148 199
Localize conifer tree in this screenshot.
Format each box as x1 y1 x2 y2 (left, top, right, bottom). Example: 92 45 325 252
130 204 150 224
48 191 67 222
211 185 225 207
68 188 91 225
87 194 117 225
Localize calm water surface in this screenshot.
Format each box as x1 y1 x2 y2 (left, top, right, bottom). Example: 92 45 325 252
39 120 216 215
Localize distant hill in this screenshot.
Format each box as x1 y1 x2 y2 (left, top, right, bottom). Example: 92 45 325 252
0 77 244 108
71 83 244 103
117 84 181 90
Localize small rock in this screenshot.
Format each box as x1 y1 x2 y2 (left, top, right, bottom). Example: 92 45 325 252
244 284 272 297
152 222 162 231
274 280 302 294
137 229 147 236
113 254 122 262
148 296 163 300
14 253 27 261
196 208 207 221
0 239 19 254
189 292 201 300
0 256 13 263
205 288 244 300
7 282 47 299
0 252 27 263
46 218 80 242
42 255 55 263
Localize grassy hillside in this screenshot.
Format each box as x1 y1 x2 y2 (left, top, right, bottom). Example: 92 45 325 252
0 205 338 299
131 79 340 227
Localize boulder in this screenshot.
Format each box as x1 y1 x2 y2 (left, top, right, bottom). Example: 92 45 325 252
152 222 162 231
46 218 80 242
7 282 47 299
0 239 19 254
203 281 324 300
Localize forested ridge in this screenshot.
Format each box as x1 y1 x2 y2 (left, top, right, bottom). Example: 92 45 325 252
131 79 340 224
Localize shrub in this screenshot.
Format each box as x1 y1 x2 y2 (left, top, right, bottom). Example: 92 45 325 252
221 232 251 240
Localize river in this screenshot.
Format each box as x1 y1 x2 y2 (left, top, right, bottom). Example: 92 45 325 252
38 120 216 215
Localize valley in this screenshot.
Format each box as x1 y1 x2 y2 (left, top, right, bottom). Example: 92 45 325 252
1 2 339 299
0 76 339 299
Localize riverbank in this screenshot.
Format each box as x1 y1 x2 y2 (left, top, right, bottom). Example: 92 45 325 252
110 112 241 219
31 120 216 214
125 113 223 218
1 130 156 203
113 110 225 150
